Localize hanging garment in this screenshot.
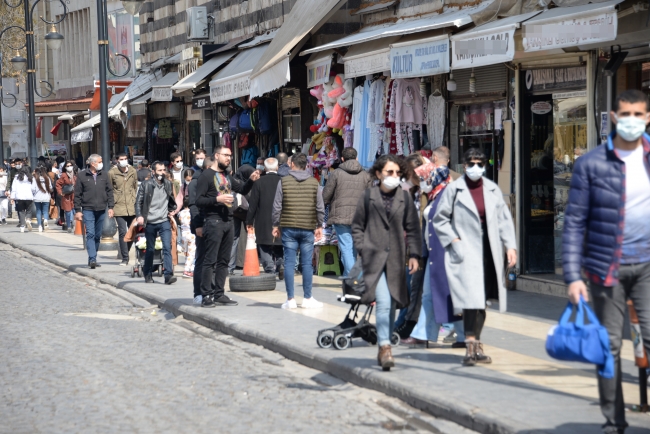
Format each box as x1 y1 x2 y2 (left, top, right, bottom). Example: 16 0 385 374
427 94 446 149
358 80 373 168
385 80 398 155
393 78 425 124
352 85 364 156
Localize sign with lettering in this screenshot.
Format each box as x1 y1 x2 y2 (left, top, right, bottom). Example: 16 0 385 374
306 54 332 88
390 36 449 79
344 51 390 79
151 86 173 102
452 29 514 70
525 67 587 92
210 71 250 103
523 9 618 52
192 95 211 110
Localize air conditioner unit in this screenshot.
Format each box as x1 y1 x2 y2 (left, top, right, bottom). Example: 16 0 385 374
187 7 209 41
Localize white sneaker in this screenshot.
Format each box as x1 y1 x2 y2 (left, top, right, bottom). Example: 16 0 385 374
301 297 323 309
193 295 203 305
26 221 32 231
43 220 48 230
38 226 43 233
20 226 25 233
281 299 298 309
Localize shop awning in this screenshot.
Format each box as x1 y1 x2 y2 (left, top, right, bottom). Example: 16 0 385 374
151 71 179 102
306 50 335 88
209 43 269 103
248 0 347 98
70 114 100 132
70 114 101 143
130 91 153 106
172 51 237 93
34 111 82 117
341 37 401 78
522 0 623 52
301 3 493 56
108 72 158 120
451 10 541 70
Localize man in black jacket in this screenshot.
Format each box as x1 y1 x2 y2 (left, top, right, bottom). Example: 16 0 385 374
189 155 210 304
135 161 178 284
195 145 259 307
74 154 115 269
246 158 283 278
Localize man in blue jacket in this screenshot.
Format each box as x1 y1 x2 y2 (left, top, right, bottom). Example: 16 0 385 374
563 89 650 434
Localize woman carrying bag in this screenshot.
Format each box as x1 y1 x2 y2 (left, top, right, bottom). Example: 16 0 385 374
433 148 517 366
56 160 77 233
11 167 34 232
352 154 421 371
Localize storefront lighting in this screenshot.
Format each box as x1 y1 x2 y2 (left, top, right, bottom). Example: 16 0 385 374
10 51 27 72
283 89 296 98
447 72 457 92
44 25 64 50
469 69 476 93
122 0 146 15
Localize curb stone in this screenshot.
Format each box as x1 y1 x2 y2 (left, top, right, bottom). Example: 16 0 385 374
1 234 540 434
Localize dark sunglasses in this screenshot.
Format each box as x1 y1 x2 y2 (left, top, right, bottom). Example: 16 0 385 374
466 162 484 168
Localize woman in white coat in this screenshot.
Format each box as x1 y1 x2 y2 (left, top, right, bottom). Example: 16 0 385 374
10 167 35 232
433 148 517 366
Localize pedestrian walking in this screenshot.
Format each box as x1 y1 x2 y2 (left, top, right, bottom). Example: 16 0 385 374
563 90 650 434
195 146 259 307
32 166 54 232
351 154 421 370
322 147 371 277
277 152 290 177
109 153 138 266
272 152 325 310
190 154 210 305
135 161 178 285
137 159 151 184
56 161 77 233
431 146 461 181
433 148 517 366
178 197 196 279
74 154 115 269
169 152 188 184
246 158 284 277
0 165 8 224
10 167 34 232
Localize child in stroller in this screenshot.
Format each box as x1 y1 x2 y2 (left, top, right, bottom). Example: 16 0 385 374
130 226 165 278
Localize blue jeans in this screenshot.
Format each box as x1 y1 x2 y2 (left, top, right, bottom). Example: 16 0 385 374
375 272 396 347
281 227 314 299
395 267 415 328
143 220 173 277
65 210 75 229
34 201 49 227
83 209 106 263
333 224 356 277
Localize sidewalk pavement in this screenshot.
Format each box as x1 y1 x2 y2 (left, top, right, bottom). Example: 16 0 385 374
1 222 649 434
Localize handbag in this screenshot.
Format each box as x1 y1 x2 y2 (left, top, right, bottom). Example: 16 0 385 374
62 183 74 195
232 193 249 221
342 259 367 302
545 296 614 378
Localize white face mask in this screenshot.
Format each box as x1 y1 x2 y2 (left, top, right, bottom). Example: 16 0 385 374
195 159 204 168
615 115 649 142
0 172 5 177
156 174 164 181
175 162 183 169
420 181 433 194
465 164 484 181
382 176 401 190
66 167 74 173
119 160 128 168
96 162 103 171
15 164 22 169
256 165 265 171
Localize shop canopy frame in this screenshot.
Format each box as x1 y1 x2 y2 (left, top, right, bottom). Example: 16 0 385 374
172 51 237 93
209 43 269 103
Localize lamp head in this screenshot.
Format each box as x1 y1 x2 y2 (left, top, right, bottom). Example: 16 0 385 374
122 0 145 15
447 72 457 92
45 25 64 50
10 52 27 72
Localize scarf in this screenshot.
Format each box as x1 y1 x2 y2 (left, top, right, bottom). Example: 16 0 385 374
414 163 451 201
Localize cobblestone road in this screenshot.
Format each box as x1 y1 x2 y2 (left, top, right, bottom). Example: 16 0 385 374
0 246 472 434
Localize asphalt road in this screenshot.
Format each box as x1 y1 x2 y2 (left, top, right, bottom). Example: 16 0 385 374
0 245 473 434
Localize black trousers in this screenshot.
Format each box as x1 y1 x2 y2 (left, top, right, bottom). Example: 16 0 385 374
199 219 234 298
193 234 205 297
115 215 135 261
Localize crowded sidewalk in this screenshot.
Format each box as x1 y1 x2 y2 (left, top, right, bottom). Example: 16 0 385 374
1 222 648 434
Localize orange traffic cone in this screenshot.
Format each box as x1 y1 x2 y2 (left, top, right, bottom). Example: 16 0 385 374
242 228 260 276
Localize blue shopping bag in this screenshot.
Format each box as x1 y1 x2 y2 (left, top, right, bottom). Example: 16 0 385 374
546 296 614 379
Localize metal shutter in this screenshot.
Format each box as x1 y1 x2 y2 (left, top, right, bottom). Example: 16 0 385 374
450 64 507 95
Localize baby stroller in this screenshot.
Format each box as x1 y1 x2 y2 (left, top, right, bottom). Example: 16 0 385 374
130 228 164 278
316 263 400 350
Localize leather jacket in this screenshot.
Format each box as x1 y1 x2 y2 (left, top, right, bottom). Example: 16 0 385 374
135 177 177 227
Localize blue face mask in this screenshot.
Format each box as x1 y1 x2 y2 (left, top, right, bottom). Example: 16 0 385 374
615 115 649 142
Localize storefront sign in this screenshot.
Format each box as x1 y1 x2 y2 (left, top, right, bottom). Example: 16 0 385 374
344 51 390 78
43 142 67 157
71 128 93 144
210 72 250 103
452 29 514 70
552 90 587 99
531 101 553 115
525 67 587 91
523 9 618 52
306 56 332 88
390 36 449 79
192 95 211 110
151 87 173 102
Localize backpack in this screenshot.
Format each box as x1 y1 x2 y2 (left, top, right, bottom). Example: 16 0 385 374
229 112 240 132
240 145 259 166
258 99 277 135
238 109 253 131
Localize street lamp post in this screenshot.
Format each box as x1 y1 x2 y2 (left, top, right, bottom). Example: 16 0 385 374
3 0 66 168
0 52 19 162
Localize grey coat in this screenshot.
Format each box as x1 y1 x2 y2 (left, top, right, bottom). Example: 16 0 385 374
322 160 372 226
432 177 516 313
352 186 421 309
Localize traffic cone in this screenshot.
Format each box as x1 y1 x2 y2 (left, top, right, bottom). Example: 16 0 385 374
242 228 260 277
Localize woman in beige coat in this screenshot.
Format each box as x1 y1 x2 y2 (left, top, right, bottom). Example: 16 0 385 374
433 148 517 366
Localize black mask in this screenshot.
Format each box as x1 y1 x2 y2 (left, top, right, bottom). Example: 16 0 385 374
218 162 229 171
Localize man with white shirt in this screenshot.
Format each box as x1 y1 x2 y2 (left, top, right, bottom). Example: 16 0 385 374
563 89 650 434
169 152 188 184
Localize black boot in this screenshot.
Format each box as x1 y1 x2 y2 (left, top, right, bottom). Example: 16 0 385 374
462 341 477 366
144 274 154 283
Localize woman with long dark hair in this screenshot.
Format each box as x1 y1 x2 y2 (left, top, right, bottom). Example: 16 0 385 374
433 148 517 365
32 166 54 232
10 167 34 232
56 160 77 233
352 154 421 371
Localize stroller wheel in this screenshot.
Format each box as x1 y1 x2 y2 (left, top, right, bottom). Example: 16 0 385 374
130 267 135 278
333 334 351 350
391 332 401 346
317 332 333 349
157 266 163 277
137 268 143 278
